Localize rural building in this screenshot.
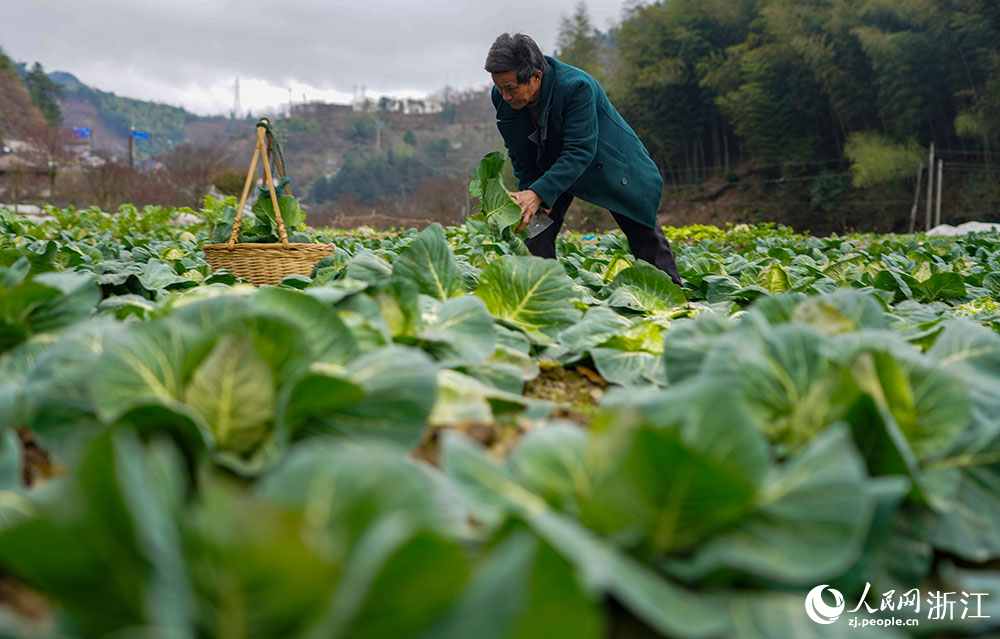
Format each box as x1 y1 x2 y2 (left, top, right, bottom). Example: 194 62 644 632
0 151 51 201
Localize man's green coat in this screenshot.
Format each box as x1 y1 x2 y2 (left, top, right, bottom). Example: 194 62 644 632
491 55 663 229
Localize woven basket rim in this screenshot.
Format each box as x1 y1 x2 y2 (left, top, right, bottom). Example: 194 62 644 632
203 242 336 250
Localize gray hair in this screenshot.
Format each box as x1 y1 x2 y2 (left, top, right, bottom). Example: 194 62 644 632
485 33 545 84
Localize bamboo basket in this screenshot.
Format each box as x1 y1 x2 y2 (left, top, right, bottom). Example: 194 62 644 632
203 120 336 286
203 242 338 286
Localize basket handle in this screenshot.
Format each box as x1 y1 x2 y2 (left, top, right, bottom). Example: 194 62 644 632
264 125 293 197
228 121 291 250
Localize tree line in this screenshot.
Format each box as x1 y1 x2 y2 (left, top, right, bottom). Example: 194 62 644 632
556 0 1000 228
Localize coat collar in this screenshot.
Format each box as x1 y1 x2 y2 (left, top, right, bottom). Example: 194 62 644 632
537 56 557 143
538 57 557 116
526 56 557 148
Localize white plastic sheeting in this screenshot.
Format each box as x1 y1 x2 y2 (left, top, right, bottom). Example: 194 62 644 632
927 221 1000 236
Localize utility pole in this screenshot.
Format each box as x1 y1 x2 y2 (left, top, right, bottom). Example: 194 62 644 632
925 142 935 231
935 158 943 228
909 162 924 234
129 115 135 170
374 118 382 152
233 77 241 120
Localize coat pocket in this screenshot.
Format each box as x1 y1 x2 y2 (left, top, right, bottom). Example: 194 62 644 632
596 138 627 166
592 138 628 188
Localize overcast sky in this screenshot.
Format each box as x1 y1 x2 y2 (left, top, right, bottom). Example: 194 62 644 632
1 0 633 117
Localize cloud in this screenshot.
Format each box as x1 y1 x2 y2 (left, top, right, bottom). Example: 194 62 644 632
1 0 628 115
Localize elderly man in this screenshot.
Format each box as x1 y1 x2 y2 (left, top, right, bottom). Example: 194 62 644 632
485 32 682 285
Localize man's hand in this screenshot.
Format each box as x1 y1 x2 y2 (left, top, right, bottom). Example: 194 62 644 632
509 189 550 233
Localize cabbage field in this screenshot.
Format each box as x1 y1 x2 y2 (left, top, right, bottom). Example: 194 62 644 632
1 192 999 638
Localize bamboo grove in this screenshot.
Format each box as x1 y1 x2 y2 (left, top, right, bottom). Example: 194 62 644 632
557 0 1000 229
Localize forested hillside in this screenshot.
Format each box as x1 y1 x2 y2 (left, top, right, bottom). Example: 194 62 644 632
557 0 1000 231
0 48 47 140
58 77 216 159
3 56 212 161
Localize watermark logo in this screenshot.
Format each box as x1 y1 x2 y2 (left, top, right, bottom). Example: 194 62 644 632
805 583 990 630
805 585 845 624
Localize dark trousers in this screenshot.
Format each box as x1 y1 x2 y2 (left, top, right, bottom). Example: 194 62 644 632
525 193 682 286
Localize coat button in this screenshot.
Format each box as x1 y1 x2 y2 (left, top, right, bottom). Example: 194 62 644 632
596 162 603 170
621 178 628 185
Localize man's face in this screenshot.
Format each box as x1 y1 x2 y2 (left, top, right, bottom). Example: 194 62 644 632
491 70 542 110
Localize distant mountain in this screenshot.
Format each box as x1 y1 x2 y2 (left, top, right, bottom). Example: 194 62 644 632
48 71 83 90
56 75 223 160
2 50 222 159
